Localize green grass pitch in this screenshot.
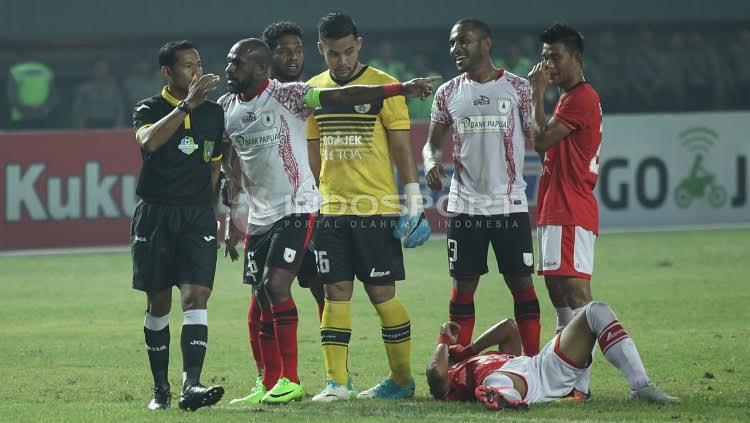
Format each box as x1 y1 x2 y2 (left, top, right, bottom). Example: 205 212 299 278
2 228 749 422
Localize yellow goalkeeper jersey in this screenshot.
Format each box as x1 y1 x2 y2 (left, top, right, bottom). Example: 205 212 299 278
306 65 410 215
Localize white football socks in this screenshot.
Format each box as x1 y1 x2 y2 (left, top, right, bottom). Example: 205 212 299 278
585 301 649 390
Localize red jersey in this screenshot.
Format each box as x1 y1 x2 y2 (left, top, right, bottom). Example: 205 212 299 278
537 82 602 234
444 352 513 401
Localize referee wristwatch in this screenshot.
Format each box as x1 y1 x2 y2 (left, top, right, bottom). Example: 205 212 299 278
177 100 191 114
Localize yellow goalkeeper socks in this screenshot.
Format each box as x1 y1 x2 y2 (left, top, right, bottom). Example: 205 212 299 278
374 297 412 385
320 300 351 385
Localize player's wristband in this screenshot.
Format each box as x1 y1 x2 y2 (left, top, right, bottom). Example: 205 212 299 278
422 142 441 172
437 333 454 346
382 83 402 99
404 182 423 216
303 87 322 109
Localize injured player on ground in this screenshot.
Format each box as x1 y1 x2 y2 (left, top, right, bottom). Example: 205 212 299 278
425 301 680 410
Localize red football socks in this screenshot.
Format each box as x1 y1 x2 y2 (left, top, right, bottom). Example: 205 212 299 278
512 286 541 356
449 287 476 346
271 298 300 384
247 296 263 374
259 306 281 389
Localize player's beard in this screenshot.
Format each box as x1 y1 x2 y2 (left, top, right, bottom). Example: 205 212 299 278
228 78 252 94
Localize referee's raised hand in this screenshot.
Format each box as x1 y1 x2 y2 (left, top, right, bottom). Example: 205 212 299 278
186 73 221 109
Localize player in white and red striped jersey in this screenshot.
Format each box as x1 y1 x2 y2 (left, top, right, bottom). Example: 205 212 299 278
218 37 439 404
425 301 680 410
423 19 541 357
224 21 329 407
528 23 603 402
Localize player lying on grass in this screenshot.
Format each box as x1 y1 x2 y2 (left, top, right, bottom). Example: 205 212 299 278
425 301 680 410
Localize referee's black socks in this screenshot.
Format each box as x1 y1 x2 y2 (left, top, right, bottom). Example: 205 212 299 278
181 309 208 388
144 313 170 388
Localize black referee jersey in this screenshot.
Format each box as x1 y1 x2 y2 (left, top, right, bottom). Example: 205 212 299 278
132 87 224 207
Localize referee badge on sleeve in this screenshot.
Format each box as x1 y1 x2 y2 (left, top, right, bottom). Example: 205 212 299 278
202 139 215 162
178 136 198 155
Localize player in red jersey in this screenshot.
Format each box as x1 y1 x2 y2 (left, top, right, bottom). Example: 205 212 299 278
528 23 602 401
425 301 680 410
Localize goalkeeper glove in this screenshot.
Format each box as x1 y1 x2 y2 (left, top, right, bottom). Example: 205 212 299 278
393 183 431 248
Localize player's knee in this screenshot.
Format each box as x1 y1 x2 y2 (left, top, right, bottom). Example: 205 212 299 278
504 273 533 291
181 288 210 310
567 289 592 308
324 281 353 301
502 318 519 331
364 284 395 304
263 282 291 303
181 298 207 310
147 301 171 316
453 277 479 292
585 300 609 314
147 291 172 315
584 301 615 333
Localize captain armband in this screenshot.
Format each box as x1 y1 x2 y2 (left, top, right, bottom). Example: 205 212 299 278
303 87 322 109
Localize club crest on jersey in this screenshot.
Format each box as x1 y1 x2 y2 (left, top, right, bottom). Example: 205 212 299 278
497 98 511 115
473 95 490 106
283 248 297 263
261 110 276 128
354 103 371 113
202 139 215 162
178 136 198 155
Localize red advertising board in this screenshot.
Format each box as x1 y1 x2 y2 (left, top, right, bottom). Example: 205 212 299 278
1 130 141 250
0 124 538 251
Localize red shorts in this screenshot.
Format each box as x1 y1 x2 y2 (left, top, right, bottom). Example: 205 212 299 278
537 225 596 280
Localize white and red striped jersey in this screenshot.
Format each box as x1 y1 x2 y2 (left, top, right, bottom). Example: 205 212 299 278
431 69 532 215
220 79 320 226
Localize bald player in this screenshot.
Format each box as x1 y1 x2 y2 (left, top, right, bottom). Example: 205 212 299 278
219 38 439 404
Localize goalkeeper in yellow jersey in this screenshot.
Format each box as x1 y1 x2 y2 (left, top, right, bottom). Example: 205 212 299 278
306 12 433 401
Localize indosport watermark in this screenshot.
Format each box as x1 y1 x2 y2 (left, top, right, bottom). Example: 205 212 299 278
225 191 528 232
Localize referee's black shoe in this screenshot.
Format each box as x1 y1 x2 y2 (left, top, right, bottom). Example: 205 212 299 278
147 385 171 410
179 384 224 411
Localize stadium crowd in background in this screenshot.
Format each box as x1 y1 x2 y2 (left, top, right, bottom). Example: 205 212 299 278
3 24 750 130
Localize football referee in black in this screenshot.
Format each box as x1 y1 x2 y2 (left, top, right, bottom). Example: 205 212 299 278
131 40 224 411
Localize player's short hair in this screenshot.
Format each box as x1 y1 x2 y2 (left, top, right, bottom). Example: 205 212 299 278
455 18 492 40
540 23 584 56
262 21 304 51
425 364 449 399
318 12 358 40
158 40 196 68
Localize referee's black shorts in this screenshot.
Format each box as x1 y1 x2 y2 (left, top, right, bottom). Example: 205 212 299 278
130 201 217 293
